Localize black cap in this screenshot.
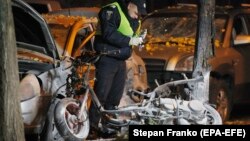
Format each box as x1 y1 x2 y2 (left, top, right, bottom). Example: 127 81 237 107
130 0 147 15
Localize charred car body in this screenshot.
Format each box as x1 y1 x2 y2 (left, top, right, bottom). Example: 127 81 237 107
135 4 250 121
14 0 59 134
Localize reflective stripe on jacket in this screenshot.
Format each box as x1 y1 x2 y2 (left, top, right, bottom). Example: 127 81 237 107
98 2 134 37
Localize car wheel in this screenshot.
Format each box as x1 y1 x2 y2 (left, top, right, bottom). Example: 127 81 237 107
54 98 89 141
209 77 233 122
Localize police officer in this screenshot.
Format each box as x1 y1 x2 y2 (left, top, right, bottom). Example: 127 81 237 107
88 0 147 139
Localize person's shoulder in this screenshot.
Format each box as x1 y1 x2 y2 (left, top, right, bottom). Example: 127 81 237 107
107 4 117 9
101 4 118 13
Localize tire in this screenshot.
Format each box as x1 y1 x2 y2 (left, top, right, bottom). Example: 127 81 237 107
54 98 90 141
40 98 64 141
209 77 233 122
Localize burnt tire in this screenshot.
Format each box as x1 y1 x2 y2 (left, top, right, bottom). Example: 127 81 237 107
54 98 89 141
209 77 233 122
40 98 63 141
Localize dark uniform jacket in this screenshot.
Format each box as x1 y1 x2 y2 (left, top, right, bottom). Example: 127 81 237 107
94 1 139 60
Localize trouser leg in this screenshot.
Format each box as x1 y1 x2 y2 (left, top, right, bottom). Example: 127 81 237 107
89 57 117 128
105 61 126 109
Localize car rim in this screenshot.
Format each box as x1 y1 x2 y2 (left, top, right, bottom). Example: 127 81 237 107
64 102 88 138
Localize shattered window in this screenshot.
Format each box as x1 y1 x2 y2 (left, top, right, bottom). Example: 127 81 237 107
142 14 227 47
142 15 197 41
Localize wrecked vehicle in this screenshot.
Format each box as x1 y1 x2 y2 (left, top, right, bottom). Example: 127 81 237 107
135 4 250 122
15 0 59 135
60 50 222 139
14 0 95 140
42 14 98 87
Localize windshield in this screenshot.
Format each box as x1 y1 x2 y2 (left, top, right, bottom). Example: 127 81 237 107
142 14 227 48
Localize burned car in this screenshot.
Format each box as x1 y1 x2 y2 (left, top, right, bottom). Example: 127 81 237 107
42 14 98 87
135 4 250 122
14 0 59 135
14 0 97 140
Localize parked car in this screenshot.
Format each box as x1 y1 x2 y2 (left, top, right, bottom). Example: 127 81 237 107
134 4 250 122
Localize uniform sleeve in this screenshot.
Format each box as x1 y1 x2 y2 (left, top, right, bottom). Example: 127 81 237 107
99 6 131 48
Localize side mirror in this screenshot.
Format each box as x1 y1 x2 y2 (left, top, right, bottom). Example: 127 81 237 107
234 35 250 45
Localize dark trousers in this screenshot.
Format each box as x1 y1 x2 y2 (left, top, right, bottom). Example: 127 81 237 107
89 56 126 128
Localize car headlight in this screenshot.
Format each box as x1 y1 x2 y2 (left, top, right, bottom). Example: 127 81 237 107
175 56 194 71
19 74 40 101
19 74 41 125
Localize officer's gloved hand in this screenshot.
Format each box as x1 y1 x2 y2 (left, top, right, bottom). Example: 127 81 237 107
129 37 143 46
